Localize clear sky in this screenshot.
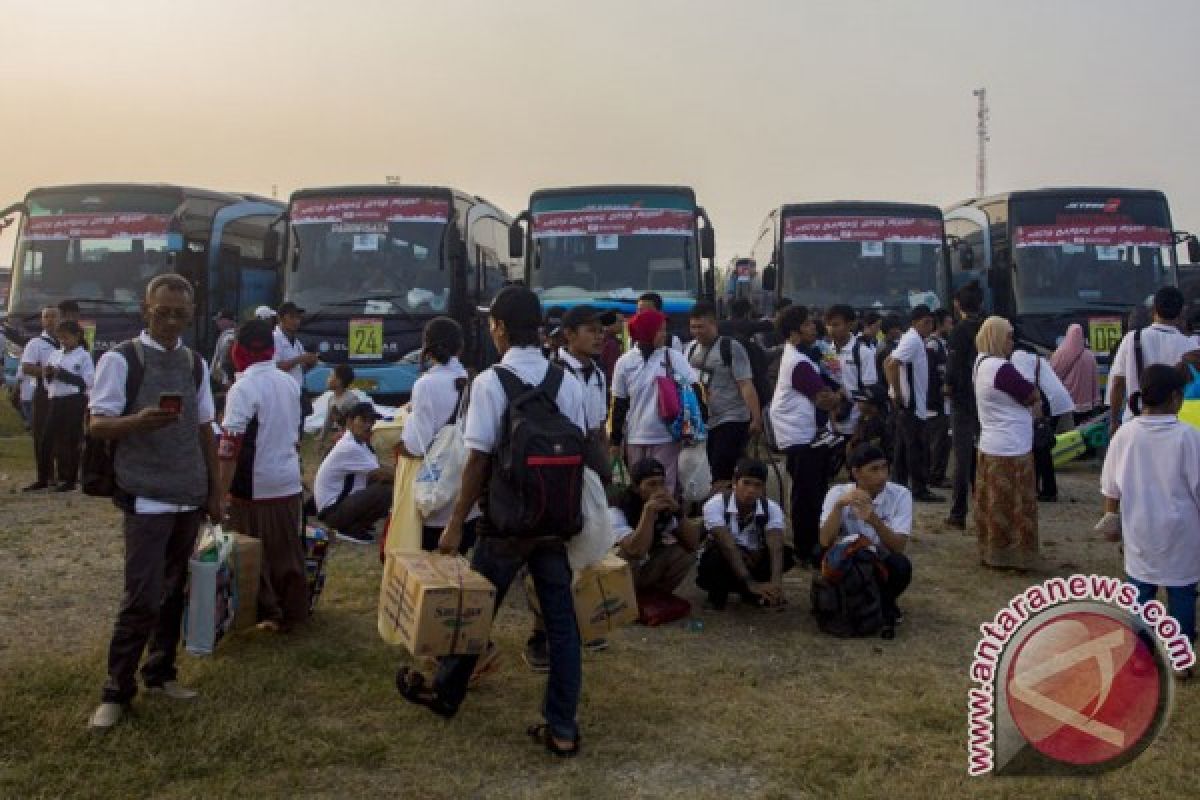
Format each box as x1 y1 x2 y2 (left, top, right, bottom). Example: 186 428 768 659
2 0 1198 263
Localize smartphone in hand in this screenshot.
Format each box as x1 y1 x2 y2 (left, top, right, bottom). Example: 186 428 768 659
158 392 184 415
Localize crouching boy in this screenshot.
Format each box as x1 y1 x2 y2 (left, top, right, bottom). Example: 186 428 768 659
819 444 913 626
696 458 793 610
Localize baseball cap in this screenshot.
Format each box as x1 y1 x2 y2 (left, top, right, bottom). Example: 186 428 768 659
346 402 380 422
562 305 599 330
630 458 667 485
277 301 306 316
254 305 276 320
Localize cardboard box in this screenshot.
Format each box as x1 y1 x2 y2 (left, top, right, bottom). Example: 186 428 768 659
378 553 495 657
527 554 639 642
230 532 262 632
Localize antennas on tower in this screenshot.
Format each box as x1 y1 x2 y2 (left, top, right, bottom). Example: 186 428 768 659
973 88 990 198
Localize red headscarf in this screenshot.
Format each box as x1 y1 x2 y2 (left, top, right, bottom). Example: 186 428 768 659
231 341 274 373
626 309 667 347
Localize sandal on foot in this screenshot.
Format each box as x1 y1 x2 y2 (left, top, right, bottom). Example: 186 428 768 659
395 667 457 719
527 723 581 758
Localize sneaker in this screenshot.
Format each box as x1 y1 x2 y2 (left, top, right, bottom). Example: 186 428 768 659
523 636 550 673
89 702 124 730
336 529 375 545
912 491 945 503
943 515 966 530
54 482 77 493
21 481 49 492
584 638 609 652
145 680 198 700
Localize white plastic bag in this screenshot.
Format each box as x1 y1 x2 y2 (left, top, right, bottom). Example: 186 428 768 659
185 524 237 657
568 468 614 571
414 423 467 518
679 444 713 507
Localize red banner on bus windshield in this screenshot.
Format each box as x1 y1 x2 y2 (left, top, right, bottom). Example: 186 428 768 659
783 216 942 243
1014 223 1172 248
25 213 172 241
291 196 450 225
532 208 694 237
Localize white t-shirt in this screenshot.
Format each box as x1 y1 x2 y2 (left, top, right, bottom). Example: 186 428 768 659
315 433 380 513
20 332 58 389
973 354 1035 457
273 326 307 388
769 343 822 448
1102 415 1200 585
558 348 608 433
702 492 786 551
46 346 94 399
829 336 864 434
401 358 468 456
889 327 931 420
821 482 912 552
611 346 694 446
463 346 586 454
90 332 216 515
1109 323 1199 421
1011 351 1075 418
221 361 302 501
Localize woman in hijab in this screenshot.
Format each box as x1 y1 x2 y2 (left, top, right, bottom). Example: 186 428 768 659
972 316 1044 570
1050 323 1101 424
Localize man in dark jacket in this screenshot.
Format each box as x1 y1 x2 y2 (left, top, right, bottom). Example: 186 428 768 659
943 281 985 529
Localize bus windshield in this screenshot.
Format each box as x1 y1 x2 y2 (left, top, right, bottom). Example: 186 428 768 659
530 191 699 303
289 195 450 316
1011 195 1175 314
10 188 182 313
780 214 943 310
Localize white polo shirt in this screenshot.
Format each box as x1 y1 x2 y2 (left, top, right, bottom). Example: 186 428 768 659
46 346 95 399
315 433 380 513
830 336 863 435
221 360 302 501
273 326 307 388
1011 350 1075 418
464 346 586 454
1109 323 1199 421
821 482 913 552
702 492 786 551
1102 415 1200 585
90 332 215 514
402 358 468 456
889 327 931 420
20 331 58 389
611 346 694 445
558 348 608 433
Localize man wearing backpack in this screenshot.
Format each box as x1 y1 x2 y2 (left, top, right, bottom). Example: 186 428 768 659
396 285 587 758
686 302 762 483
86 274 222 730
696 458 793 610
819 444 913 629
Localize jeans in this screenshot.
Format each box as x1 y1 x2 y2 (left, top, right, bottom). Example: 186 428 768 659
785 444 829 566
949 411 979 521
891 410 930 496
435 536 581 741
706 420 750 483
1128 578 1197 643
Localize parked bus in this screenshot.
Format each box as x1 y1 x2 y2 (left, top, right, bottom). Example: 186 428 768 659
3 183 283 377
747 201 948 318
508 185 715 335
282 186 516 402
943 187 1199 360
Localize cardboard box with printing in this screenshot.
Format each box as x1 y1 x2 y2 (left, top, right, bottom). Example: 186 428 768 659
378 553 495 657
230 532 262 632
527 554 639 642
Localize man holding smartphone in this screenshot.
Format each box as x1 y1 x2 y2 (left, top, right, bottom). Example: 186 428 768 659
86 274 221 731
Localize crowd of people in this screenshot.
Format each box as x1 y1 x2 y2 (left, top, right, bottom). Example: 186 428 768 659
8 275 1200 750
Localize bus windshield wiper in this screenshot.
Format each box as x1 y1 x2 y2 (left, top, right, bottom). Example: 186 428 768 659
77 298 136 310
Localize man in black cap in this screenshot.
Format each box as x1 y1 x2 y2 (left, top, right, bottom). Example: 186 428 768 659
611 458 702 594
313 401 394 543
697 458 793 610
273 301 317 389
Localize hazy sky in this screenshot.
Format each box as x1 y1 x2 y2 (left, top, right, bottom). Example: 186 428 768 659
2 0 1198 263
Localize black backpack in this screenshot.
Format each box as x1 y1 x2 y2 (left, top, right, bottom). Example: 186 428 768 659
487 365 587 539
810 551 885 638
81 340 204 498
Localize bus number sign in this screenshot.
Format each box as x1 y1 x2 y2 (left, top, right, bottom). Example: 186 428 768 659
349 318 383 360
1088 317 1123 354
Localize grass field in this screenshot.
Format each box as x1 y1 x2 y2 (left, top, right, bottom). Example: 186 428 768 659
0 399 1196 799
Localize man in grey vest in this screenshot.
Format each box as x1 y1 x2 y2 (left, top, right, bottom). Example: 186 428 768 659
86 274 221 730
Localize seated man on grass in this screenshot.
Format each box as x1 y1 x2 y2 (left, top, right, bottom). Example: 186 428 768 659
696 458 793 610
819 443 913 626
612 458 702 595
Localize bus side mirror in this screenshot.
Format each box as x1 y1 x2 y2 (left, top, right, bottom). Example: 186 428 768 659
509 221 524 260
1187 235 1200 264
704 267 715 297
762 264 777 292
958 243 975 270
264 229 280 261
700 226 715 260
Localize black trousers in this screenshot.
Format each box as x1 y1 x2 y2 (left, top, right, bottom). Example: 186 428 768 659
891 410 930 496
696 543 795 604
949 410 979 521
879 552 913 621
103 509 203 703
1033 440 1057 499
31 386 54 483
320 482 392 535
927 412 952 485
785 444 829 566
40 394 86 484
420 518 479 554
706 420 750 483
